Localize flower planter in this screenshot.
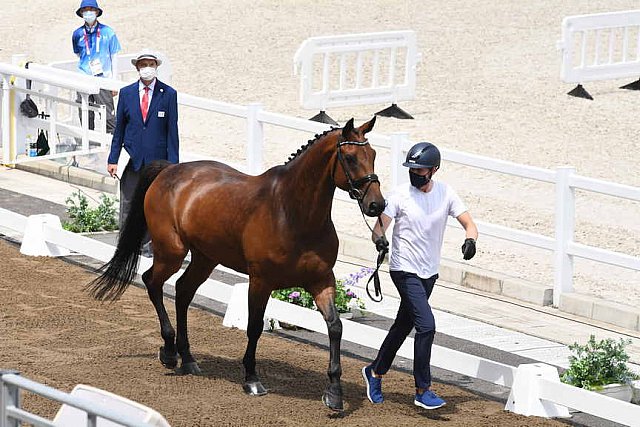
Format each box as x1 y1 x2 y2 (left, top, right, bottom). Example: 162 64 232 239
631 380 640 404
596 383 633 402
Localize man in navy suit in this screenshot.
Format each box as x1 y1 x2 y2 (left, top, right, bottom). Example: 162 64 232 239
107 50 179 255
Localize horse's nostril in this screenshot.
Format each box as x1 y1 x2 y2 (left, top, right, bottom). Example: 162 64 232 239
368 202 382 215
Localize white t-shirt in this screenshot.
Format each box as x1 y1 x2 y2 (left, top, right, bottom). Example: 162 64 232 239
384 181 467 279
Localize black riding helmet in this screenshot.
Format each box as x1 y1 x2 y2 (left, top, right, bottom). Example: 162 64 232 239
402 142 441 169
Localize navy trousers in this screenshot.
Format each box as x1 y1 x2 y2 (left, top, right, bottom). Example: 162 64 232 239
371 271 438 389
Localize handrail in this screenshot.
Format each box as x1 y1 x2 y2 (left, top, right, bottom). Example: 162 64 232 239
0 63 100 94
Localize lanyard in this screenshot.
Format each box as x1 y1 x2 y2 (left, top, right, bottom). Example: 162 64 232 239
83 26 101 55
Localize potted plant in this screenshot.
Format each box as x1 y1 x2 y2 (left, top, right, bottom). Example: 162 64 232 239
560 335 639 402
270 268 368 329
62 190 118 233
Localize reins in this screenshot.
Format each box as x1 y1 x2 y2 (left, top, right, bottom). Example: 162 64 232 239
332 137 386 302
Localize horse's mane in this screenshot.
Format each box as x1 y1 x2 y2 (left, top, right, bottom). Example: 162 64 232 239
284 126 339 165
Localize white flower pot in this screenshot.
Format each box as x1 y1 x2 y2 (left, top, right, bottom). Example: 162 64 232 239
631 380 640 404
596 383 633 402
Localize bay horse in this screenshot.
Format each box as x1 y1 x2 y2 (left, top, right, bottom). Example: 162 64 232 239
88 117 384 410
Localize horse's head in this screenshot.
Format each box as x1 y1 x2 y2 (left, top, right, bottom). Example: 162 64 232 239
333 117 385 217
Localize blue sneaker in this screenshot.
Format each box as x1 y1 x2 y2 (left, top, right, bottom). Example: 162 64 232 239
362 366 383 403
414 390 446 409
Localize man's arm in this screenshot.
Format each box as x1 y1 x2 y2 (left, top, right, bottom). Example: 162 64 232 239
372 213 392 243
166 89 179 164
107 88 126 175
456 211 478 240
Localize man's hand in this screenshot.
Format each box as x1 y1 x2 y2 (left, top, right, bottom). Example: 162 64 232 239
461 238 476 260
374 235 389 252
107 164 118 177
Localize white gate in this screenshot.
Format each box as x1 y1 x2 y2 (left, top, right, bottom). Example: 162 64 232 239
293 31 420 115
557 10 640 97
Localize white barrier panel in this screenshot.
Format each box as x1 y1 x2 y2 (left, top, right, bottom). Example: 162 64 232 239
505 364 570 418
558 10 640 84
20 214 70 257
293 31 420 110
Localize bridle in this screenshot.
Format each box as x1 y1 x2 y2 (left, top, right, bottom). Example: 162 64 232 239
331 137 380 209
332 136 387 302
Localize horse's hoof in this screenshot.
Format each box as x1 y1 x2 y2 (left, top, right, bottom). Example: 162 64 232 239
322 392 344 411
175 361 202 376
158 346 178 369
243 381 268 396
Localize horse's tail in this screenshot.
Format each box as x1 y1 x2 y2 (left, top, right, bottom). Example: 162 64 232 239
87 161 172 301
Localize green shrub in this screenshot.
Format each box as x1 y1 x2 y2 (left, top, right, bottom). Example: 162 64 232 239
560 334 639 390
62 190 118 233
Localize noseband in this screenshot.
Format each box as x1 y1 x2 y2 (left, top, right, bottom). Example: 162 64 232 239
332 139 380 206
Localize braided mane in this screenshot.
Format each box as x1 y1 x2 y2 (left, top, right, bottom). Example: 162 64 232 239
284 127 338 165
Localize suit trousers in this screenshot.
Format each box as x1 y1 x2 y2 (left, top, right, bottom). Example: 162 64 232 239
120 163 151 251
371 271 438 389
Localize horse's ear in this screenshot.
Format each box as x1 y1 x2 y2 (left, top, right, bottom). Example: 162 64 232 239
341 118 355 138
360 116 376 134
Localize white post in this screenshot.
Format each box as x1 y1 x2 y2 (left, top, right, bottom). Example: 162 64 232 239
1 75 9 164
0 371 21 427
80 93 89 151
390 132 409 188
553 166 575 307
246 102 264 175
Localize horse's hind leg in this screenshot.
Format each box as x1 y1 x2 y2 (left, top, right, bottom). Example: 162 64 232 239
174 250 215 376
143 252 185 370
242 280 270 396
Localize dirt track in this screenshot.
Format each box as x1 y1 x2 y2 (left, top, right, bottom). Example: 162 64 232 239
0 239 565 426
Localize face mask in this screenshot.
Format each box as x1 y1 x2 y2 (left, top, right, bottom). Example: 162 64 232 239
83 11 97 25
139 66 157 81
409 170 431 189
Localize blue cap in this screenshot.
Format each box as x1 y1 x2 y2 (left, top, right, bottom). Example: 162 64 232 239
76 0 103 17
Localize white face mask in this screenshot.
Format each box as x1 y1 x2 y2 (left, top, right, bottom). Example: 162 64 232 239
82 11 97 25
139 66 157 81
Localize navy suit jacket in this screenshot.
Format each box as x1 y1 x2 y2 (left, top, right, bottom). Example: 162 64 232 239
108 79 179 171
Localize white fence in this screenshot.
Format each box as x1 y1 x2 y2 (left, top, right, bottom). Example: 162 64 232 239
389 135 640 307
0 371 160 427
293 31 420 110
3 210 640 425
558 10 640 85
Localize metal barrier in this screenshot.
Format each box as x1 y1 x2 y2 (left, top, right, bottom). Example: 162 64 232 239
557 9 640 99
0 371 156 427
293 31 420 121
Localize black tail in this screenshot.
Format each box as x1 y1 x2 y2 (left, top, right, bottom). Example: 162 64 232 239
87 161 172 301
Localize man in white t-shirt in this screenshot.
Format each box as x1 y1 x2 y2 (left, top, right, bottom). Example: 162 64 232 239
362 141 478 410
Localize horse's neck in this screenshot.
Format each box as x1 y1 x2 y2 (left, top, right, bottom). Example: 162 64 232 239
280 136 337 226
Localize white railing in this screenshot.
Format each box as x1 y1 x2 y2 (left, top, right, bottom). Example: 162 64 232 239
3 209 640 425
0 371 151 427
558 10 640 84
392 140 640 307
0 58 107 165
293 31 420 110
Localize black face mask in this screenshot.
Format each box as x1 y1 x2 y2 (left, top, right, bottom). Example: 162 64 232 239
409 170 431 188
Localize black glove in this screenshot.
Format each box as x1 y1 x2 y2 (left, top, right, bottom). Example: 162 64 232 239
461 238 476 260
374 235 389 252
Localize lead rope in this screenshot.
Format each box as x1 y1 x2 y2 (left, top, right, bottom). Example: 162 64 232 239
364 216 387 303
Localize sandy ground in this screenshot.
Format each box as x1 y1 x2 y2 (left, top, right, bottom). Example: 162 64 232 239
0 239 568 426
1 1 640 306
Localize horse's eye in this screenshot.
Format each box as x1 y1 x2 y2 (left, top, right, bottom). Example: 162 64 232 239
345 154 357 165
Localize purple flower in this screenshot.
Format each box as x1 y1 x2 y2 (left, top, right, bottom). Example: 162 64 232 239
346 290 356 298
289 291 301 299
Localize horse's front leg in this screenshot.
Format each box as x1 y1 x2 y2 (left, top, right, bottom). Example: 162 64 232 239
313 283 344 411
242 280 270 396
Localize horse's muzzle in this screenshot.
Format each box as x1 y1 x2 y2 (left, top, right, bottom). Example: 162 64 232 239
365 201 385 217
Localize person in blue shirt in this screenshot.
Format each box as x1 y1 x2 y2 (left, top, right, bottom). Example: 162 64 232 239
71 0 121 133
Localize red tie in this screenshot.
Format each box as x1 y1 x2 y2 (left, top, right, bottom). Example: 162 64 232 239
141 86 150 121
